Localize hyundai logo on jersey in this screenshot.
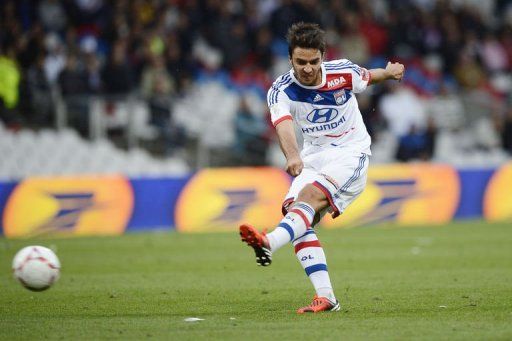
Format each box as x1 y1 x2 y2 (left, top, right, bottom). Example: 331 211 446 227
307 108 339 124
302 115 346 134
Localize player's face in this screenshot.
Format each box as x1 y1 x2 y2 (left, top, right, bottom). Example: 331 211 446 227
290 47 323 86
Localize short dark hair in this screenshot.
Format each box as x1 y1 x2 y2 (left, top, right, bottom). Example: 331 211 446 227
286 22 326 57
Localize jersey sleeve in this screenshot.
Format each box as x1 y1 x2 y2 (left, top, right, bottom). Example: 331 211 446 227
267 84 292 127
329 59 371 93
350 62 371 93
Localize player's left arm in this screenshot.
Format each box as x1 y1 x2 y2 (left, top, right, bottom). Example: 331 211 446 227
369 61 405 84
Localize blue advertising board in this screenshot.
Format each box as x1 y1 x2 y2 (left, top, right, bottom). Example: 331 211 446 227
0 163 510 238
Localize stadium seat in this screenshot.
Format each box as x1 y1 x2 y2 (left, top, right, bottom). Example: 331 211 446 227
0 128 190 180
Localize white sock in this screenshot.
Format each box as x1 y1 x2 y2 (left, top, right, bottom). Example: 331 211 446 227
292 229 336 302
266 202 315 252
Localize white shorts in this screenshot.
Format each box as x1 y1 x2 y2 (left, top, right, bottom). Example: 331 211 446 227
282 147 370 222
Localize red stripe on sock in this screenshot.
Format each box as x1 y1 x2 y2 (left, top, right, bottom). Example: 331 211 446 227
289 208 311 228
295 240 322 253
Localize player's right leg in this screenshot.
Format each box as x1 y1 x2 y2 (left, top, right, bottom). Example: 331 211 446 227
238 198 319 266
239 168 318 266
239 224 272 266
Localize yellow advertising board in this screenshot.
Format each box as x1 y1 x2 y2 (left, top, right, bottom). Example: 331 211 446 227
175 167 290 232
3 176 133 238
322 164 460 228
484 162 512 222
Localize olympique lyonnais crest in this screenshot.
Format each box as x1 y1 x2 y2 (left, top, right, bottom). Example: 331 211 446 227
333 90 346 105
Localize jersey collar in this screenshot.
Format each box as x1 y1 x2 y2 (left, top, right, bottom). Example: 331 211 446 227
290 63 326 90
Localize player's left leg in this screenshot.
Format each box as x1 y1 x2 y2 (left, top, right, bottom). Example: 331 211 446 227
287 189 339 313
294 151 370 313
292 224 339 311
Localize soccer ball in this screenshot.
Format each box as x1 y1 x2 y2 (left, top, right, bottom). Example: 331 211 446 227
12 246 61 291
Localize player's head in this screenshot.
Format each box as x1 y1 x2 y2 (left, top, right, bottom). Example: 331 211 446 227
287 22 326 86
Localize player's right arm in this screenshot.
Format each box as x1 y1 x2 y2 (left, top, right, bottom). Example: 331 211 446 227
275 119 303 176
268 77 303 176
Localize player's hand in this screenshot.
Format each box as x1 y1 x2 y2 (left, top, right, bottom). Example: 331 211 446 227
385 61 405 82
285 156 303 177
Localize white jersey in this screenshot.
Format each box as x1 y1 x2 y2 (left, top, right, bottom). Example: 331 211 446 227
267 59 372 156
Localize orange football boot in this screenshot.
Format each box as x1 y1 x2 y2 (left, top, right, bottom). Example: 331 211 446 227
297 295 340 313
239 224 272 266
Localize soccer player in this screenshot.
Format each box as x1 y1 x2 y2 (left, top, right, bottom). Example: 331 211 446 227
239 22 405 313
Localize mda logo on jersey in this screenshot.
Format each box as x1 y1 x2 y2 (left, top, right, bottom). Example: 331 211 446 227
327 76 347 88
2 176 134 238
322 164 460 228
175 168 290 233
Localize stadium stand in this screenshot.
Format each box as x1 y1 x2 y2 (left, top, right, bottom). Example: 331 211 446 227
0 0 511 175
0 120 188 180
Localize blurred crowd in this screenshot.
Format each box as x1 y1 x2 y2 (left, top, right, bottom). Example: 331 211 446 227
1 0 512 165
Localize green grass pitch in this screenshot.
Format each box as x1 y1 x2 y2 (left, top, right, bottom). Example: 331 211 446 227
1 221 511 340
